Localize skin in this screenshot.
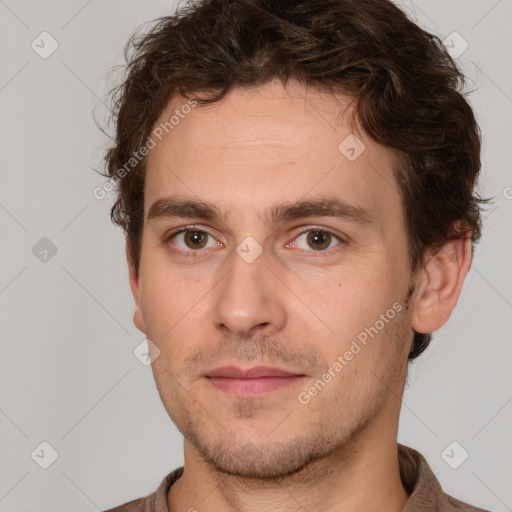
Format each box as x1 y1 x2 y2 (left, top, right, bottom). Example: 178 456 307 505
127 79 472 512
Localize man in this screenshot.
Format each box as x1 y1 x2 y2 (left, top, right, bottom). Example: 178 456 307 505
101 0 490 510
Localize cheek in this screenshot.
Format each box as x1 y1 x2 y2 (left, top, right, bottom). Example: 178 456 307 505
138 265 202 342
291 259 399 337
296 274 409 384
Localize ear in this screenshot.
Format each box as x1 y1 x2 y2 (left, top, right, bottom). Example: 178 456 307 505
410 233 472 334
126 239 146 333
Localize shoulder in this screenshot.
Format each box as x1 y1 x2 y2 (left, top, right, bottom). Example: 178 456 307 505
103 496 147 512
102 467 184 512
398 444 493 512
444 493 493 512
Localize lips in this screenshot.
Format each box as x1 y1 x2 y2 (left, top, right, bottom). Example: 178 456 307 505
206 365 303 379
205 365 307 397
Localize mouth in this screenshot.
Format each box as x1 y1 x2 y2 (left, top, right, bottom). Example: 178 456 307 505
205 365 307 397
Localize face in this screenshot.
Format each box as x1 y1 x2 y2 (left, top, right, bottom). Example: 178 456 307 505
129 79 417 479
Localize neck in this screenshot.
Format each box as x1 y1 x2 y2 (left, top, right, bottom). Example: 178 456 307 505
168 420 409 512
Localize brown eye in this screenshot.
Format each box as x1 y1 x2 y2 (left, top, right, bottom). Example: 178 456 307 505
306 230 332 250
290 229 343 253
167 228 219 253
183 230 209 249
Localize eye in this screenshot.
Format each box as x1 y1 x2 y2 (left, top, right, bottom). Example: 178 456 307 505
289 228 343 252
165 227 222 253
164 226 345 257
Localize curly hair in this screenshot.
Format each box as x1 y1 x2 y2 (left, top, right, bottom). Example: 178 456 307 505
101 0 486 361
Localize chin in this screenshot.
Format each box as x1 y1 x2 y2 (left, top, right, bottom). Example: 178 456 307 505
187 427 339 480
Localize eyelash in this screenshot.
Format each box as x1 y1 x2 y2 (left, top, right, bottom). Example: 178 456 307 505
164 225 345 259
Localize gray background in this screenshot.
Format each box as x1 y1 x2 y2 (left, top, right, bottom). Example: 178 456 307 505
0 0 511 511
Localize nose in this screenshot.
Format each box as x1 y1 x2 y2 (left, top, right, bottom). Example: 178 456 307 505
212 247 287 339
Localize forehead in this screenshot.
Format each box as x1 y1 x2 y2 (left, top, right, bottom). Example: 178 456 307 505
144 80 402 225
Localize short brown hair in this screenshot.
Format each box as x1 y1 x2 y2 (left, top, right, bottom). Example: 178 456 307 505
101 0 486 361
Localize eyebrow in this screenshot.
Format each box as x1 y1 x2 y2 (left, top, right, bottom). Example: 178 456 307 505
147 196 372 226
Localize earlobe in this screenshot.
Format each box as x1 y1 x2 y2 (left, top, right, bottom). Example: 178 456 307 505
126 240 146 334
410 234 472 335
